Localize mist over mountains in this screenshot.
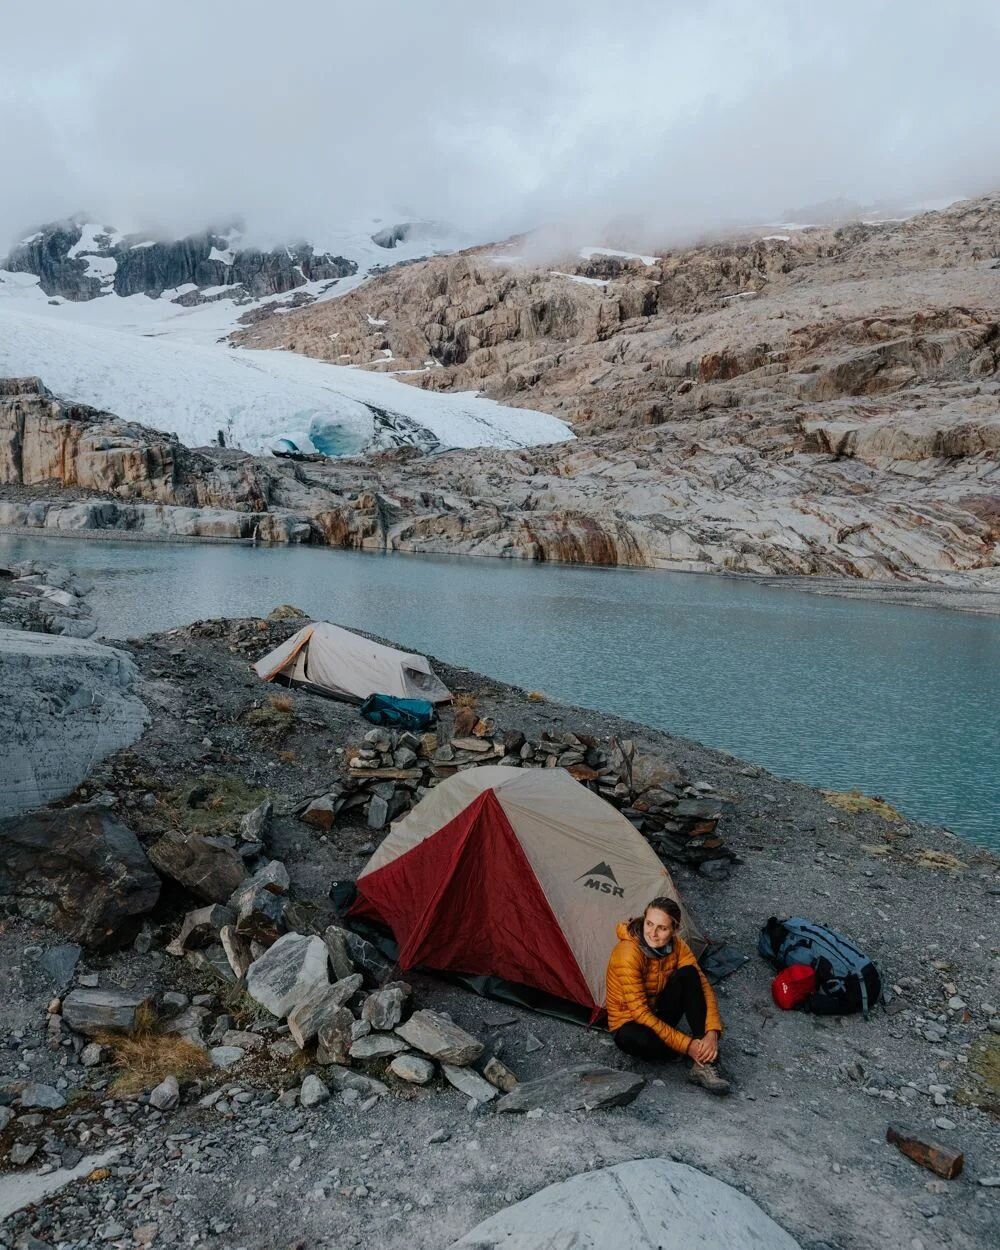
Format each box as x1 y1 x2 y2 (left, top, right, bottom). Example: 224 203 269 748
3 1 998 252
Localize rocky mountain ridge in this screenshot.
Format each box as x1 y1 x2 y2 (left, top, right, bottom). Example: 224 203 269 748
2 219 357 305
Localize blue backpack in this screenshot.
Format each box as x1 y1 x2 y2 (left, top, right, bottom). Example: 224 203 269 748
758 917 882 1018
359 693 436 733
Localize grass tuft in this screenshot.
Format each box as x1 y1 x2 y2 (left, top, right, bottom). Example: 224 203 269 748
97 1006 211 1098
821 789 902 821
269 693 295 714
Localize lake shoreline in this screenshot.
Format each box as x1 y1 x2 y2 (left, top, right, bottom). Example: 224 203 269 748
3 522 999 618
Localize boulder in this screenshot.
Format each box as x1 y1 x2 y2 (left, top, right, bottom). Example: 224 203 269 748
245 932 330 1018
61 988 152 1037
478 1055 519 1093
315 1008 356 1065
301 795 337 830
209 1046 245 1069
361 982 412 1031
325 925 392 985
389 1054 436 1085
449 1160 802 1248
495 1065 645 1114
148 831 248 904
395 1010 483 1066
0 628 149 819
0 804 161 949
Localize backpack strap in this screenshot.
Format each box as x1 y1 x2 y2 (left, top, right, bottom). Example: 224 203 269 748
859 973 870 1020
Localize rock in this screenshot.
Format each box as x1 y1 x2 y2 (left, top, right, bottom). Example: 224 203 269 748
80 1042 106 1067
479 1055 519 1093
169 904 235 954
389 1054 436 1084
10 1141 37 1166
367 794 390 829
0 628 148 819
288 980 362 1049
396 1010 484 1066
300 1074 330 1108
349 1034 409 1060
19 1082 66 1110
978 1176 1000 1187
39 942 82 992
221 1029 265 1052
220 925 253 978
62 988 152 1036
186 942 237 984
0 803 160 948
361 982 412 1031
0 1106 13 1132
209 1046 246 1069
441 1063 498 1103
321 925 356 980
245 932 330 1018
301 795 337 830
331 926 393 985
147 830 248 904
227 861 289 943
524 1031 545 1054
161 1005 210 1046
449 1160 802 1248
323 1066 389 1098
315 1008 356 1065
149 1075 179 1111
496 1065 645 1114
161 990 190 1013
239 799 273 842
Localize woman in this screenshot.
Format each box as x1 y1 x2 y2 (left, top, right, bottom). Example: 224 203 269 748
605 896 731 1094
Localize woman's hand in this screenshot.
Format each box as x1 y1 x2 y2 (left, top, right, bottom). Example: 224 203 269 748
689 1031 719 1064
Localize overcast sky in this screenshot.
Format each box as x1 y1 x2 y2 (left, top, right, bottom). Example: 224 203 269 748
3 0 999 250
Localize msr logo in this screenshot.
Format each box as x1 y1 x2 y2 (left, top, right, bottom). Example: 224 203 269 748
576 861 625 898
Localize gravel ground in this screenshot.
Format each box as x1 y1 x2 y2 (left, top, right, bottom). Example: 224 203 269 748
1 613 998 1250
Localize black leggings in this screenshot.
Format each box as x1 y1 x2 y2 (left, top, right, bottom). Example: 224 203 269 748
613 965 708 1062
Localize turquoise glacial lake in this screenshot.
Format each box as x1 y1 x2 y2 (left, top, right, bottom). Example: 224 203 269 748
3 534 998 849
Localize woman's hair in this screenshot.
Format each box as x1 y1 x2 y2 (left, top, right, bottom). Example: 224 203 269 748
627 895 681 940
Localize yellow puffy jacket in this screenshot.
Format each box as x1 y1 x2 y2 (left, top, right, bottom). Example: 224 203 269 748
605 921 723 1055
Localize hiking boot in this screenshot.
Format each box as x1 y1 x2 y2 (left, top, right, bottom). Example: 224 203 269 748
687 1060 732 1095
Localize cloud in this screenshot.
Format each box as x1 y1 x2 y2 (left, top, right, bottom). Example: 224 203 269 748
2 0 998 250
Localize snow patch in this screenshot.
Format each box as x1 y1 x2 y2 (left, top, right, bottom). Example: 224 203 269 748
209 247 235 265
548 271 609 287
579 246 658 266
366 313 388 326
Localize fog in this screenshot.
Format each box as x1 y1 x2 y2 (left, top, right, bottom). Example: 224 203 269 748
2 0 999 251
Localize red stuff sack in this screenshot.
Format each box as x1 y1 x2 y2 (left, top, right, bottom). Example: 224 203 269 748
771 964 817 1010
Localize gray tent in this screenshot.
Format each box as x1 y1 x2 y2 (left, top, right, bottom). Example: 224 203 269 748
253 621 450 704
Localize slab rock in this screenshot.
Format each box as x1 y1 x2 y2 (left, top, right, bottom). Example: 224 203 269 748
449 1159 802 1248
227 860 289 944
349 1034 409 1061
495 1065 645 1114
442 1063 498 1103
0 627 149 820
168 904 234 955
62 988 152 1037
39 942 82 992
0 803 161 948
148 831 248 904
245 932 330 1018
396 1010 484 1066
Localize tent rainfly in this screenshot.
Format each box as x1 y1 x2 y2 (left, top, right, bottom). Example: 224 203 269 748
253 622 451 705
350 765 703 1016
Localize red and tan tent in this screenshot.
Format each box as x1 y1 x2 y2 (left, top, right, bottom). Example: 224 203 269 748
350 765 703 1017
